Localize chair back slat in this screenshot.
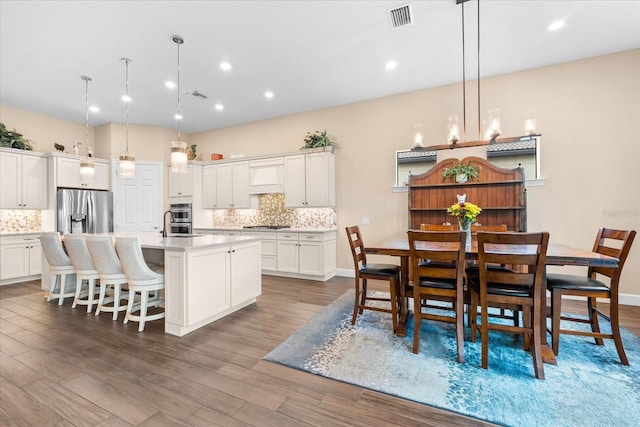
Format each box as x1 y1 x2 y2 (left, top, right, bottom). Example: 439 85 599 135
588 227 636 283
420 224 455 231
408 230 466 282
471 224 507 233
346 226 368 268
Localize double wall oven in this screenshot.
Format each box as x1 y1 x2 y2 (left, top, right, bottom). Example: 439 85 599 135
169 203 192 234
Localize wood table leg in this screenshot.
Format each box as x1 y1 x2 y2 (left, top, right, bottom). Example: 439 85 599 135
540 267 557 364
395 256 410 337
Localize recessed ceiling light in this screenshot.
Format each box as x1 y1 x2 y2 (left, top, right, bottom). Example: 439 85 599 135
121 95 132 103
548 20 565 31
220 62 232 71
89 106 99 113
214 104 224 111
174 113 182 120
264 91 274 99
165 81 176 89
385 61 397 70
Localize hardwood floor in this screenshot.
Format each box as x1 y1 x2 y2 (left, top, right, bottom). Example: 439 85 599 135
1 276 638 426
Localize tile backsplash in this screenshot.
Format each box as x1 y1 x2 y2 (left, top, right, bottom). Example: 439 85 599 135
0 210 42 233
211 193 336 229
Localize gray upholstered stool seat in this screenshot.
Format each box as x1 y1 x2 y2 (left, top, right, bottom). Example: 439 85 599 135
39 232 76 305
63 234 101 312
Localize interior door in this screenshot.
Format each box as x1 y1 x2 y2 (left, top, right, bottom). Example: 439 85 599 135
113 161 162 232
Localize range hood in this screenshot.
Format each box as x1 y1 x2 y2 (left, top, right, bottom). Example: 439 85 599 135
248 157 284 194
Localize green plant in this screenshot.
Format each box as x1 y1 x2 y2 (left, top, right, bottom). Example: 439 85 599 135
301 130 336 150
0 122 34 150
442 161 480 182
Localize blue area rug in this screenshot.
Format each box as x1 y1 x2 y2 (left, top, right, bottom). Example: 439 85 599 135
264 290 640 426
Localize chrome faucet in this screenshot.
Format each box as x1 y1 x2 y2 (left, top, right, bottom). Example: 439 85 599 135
162 210 175 238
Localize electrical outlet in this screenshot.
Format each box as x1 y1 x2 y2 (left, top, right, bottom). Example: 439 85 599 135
362 217 370 225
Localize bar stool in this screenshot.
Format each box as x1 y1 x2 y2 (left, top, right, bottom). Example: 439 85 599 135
115 236 165 332
62 234 100 313
39 232 75 305
86 235 129 321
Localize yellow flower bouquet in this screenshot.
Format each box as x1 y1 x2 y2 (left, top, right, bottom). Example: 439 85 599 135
447 201 482 230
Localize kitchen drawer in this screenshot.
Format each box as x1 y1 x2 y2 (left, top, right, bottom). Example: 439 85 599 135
299 233 323 242
277 232 298 241
243 232 277 240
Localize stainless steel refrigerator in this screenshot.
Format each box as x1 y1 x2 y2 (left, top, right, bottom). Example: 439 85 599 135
57 189 114 234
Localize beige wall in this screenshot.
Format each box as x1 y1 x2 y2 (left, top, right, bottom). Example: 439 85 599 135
2 49 638 298
190 49 640 298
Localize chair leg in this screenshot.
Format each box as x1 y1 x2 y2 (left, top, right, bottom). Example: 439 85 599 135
531 299 545 379
551 290 562 356
138 291 149 332
609 298 629 365
359 279 368 314
455 293 465 363
112 285 121 321
389 277 398 333
480 296 489 369
124 290 136 324
588 297 604 346
522 305 531 351
351 278 360 325
96 283 107 316
412 288 421 354
469 290 478 343
72 278 82 308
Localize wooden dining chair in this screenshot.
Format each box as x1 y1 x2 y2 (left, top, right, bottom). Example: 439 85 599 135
408 230 466 362
345 226 402 332
547 227 636 365
468 231 549 379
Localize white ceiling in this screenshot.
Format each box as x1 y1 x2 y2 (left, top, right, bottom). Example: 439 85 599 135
1 1 639 133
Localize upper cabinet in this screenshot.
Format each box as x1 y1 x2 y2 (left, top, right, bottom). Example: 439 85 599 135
216 161 250 209
168 165 194 197
0 149 48 209
202 164 217 208
54 154 110 190
284 150 335 208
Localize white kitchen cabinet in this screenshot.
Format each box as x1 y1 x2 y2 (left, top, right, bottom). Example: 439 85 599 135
215 161 250 209
55 155 110 190
164 238 262 337
0 235 41 282
168 165 194 197
284 151 335 208
0 149 48 209
243 231 277 271
202 164 217 208
276 231 336 280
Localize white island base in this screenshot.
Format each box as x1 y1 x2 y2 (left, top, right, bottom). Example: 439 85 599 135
43 233 262 337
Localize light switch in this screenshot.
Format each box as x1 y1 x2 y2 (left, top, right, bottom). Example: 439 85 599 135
362 217 370 225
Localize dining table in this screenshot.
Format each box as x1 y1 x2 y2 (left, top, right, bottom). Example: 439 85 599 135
365 235 620 364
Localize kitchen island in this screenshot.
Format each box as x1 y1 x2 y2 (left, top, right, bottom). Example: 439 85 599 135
42 232 262 337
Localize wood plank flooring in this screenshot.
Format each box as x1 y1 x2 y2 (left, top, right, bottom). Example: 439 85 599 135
1 276 639 426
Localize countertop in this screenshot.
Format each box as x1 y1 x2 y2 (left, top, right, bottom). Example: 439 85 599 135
194 227 338 233
115 232 260 252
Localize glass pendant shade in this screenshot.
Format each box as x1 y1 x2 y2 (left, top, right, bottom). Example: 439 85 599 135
484 108 501 140
524 108 536 135
79 157 95 185
80 75 95 184
119 152 136 178
448 115 460 144
171 141 188 173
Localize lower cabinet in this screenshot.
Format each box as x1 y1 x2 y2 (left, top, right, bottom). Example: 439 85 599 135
164 239 262 336
0 235 42 283
276 231 336 280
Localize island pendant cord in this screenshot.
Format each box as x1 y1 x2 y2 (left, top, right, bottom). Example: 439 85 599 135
119 58 135 178
79 76 95 184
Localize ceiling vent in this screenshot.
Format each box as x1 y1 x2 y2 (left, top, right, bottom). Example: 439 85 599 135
186 90 208 100
388 4 413 29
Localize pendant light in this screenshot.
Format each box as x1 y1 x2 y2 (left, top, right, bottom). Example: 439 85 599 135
79 75 95 184
170 35 188 174
119 58 135 178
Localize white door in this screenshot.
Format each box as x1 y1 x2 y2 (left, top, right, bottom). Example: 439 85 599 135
113 161 163 232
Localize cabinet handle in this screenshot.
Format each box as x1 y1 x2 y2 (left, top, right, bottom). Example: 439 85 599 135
232 249 236 253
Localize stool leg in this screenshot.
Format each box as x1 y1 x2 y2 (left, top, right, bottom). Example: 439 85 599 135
138 291 149 332
112 284 121 321
86 279 96 313
47 273 58 302
72 278 83 308
124 290 136 324
96 283 107 316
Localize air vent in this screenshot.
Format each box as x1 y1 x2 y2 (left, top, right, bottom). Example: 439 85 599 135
186 90 208 100
388 4 413 29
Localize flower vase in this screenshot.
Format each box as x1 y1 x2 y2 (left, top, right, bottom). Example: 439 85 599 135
459 221 472 250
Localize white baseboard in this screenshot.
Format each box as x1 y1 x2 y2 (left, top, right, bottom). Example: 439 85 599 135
335 269 640 307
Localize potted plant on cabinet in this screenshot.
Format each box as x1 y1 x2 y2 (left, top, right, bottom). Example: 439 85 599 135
0 122 34 151
442 161 480 183
300 130 337 151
